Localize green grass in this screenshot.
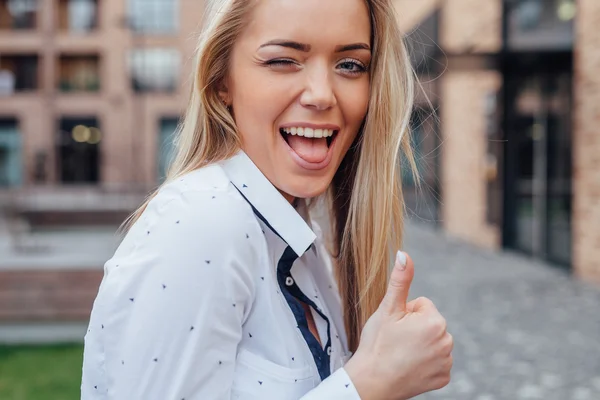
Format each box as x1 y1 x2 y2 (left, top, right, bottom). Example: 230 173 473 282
0 344 83 400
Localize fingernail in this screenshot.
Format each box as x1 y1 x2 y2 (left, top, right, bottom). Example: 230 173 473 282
396 251 407 270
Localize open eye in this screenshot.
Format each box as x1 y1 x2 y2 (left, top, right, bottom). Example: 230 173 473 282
336 58 368 75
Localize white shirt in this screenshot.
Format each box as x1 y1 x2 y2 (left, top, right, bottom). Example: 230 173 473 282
81 151 362 399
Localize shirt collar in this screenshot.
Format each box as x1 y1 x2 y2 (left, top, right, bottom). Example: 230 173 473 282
220 151 317 257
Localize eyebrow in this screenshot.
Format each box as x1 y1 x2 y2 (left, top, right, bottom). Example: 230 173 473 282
334 43 371 52
258 40 371 53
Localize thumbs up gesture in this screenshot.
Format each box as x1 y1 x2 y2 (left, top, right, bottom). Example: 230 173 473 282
344 252 453 400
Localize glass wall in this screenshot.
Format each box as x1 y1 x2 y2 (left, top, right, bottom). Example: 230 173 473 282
502 0 573 267
504 56 572 266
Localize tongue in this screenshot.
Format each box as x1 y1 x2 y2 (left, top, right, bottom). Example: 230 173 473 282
287 136 329 163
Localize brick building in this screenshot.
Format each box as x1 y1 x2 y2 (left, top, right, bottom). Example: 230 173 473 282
399 0 599 285
0 0 598 318
0 0 200 192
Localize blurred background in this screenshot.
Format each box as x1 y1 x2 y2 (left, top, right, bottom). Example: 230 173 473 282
0 0 598 399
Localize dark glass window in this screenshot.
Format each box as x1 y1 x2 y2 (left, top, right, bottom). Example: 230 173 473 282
0 118 22 187
0 54 38 92
402 108 441 224
58 55 100 92
0 0 38 30
405 11 440 75
505 0 575 50
57 117 101 183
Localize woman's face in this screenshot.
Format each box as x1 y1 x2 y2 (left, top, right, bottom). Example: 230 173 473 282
224 0 371 202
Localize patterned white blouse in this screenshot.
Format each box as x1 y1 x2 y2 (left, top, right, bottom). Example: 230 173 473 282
81 151 362 399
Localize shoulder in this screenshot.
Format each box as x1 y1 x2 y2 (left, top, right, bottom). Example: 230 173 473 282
143 163 259 241
105 163 263 305
115 162 265 279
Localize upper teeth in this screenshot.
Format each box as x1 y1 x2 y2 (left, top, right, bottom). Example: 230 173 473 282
282 127 335 138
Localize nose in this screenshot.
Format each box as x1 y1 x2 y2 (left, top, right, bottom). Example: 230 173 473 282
299 63 337 111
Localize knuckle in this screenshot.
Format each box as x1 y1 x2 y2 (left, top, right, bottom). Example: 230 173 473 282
433 375 451 390
441 374 451 387
429 315 447 333
444 333 454 352
444 354 453 371
439 318 448 332
421 297 435 308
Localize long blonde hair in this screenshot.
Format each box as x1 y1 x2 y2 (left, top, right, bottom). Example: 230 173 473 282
120 0 416 352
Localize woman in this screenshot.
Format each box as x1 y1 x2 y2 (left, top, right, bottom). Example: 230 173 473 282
81 0 453 398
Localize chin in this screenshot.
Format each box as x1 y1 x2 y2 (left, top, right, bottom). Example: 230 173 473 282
279 175 331 201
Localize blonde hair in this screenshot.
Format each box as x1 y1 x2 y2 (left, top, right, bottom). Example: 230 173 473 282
120 0 416 352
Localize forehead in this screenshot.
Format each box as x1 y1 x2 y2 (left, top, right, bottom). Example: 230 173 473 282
243 0 371 48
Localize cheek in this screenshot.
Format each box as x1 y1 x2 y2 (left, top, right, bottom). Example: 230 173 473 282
340 81 370 134
231 69 291 136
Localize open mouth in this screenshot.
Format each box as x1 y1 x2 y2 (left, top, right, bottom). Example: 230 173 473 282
279 127 339 148
278 126 340 168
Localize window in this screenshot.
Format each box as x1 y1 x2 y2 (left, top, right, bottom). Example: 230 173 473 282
0 118 22 187
58 54 100 92
402 108 441 224
58 0 98 32
128 0 178 34
57 117 101 183
403 108 438 187
157 117 178 182
129 48 179 92
0 54 38 93
0 0 38 30
505 0 575 50
406 11 439 75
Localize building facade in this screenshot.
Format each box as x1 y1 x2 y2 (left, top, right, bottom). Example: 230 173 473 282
0 0 598 284
400 0 599 284
0 0 199 192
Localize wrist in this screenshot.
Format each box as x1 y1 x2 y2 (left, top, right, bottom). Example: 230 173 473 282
344 354 384 400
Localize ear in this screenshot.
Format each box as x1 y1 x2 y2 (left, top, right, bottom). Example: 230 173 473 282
217 78 231 106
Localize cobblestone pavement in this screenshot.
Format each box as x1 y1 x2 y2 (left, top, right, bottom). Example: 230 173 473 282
403 221 600 400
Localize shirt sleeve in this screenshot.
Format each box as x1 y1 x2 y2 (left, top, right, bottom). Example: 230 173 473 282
300 367 362 399
96 187 260 400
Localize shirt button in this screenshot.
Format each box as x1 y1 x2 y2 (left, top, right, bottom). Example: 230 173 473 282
285 276 294 286
327 347 332 356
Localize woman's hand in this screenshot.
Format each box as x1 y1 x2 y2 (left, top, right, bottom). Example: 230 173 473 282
344 252 453 400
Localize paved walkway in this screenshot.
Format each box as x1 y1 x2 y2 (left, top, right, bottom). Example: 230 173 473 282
403 221 600 400
1 216 599 399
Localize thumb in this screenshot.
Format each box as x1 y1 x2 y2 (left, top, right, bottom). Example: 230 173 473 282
380 251 414 317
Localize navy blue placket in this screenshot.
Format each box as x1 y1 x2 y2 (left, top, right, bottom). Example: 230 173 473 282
234 185 332 380
277 246 332 380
